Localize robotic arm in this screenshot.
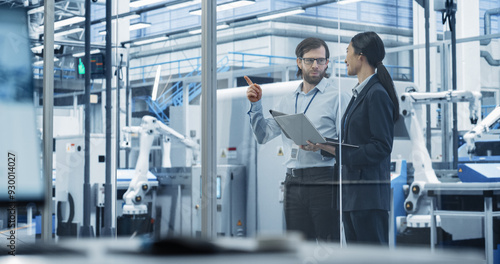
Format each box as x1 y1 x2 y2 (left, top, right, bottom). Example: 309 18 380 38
400 90 481 124
121 115 199 215
463 106 500 156
400 90 481 215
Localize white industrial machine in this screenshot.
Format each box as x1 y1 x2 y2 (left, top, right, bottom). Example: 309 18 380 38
121 115 199 216
400 89 482 218
120 115 248 238
396 89 500 264
54 134 114 237
152 165 247 238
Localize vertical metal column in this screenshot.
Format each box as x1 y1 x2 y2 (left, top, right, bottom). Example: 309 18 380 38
125 49 130 168
425 0 432 155
201 0 217 239
42 0 55 242
450 4 458 169
102 0 115 237
116 54 122 171
80 0 94 237
441 42 450 164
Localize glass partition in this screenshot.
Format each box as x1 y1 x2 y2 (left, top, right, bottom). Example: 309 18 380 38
14 0 500 263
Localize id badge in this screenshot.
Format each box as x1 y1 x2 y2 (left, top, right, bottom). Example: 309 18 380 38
290 144 299 160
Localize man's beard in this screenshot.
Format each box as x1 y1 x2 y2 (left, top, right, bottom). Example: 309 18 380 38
303 69 326 86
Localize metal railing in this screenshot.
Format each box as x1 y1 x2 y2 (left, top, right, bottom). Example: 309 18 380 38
33 66 77 80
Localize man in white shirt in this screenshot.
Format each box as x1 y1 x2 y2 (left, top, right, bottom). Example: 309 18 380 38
245 37 351 242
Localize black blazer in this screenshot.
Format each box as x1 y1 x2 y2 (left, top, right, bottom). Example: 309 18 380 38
337 74 395 211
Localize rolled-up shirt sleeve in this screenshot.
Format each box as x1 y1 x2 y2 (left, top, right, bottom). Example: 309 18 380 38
247 100 282 144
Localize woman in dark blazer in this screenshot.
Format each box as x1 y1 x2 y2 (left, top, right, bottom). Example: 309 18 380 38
317 31 399 245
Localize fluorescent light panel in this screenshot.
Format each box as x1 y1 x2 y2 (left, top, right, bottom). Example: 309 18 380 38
99 30 107 35
337 0 363 5
55 16 85 29
218 0 255 11
72 49 101 58
134 36 169 45
38 16 86 32
130 0 165 8
130 22 151 31
54 27 84 37
188 28 201 34
166 0 200 9
217 23 230 30
257 8 305 21
189 0 255 15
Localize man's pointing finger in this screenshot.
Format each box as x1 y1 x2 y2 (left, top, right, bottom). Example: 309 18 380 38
244 76 253 86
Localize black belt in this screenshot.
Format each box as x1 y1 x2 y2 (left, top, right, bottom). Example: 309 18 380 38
286 166 333 177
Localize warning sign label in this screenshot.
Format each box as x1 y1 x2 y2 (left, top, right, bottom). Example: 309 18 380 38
277 147 284 156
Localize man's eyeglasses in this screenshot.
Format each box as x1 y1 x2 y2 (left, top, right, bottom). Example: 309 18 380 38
299 57 328 65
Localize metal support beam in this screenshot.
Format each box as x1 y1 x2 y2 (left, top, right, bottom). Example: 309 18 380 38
102 0 115 237
450 4 458 169
80 0 94 238
116 54 122 171
201 0 217 239
425 0 432 155
126 50 130 168
42 0 55 242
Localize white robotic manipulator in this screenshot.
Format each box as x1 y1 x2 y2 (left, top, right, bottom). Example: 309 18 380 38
399 90 500 227
121 115 199 215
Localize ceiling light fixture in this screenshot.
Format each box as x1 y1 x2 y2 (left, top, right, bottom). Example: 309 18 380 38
130 0 166 8
38 16 86 32
99 30 107 35
166 0 200 10
217 23 230 30
188 28 201 35
130 22 151 31
189 0 255 15
72 49 101 58
54 27 84 38
337 0 363 5
133 36 169 45
257 7 305 21
54 16 86 29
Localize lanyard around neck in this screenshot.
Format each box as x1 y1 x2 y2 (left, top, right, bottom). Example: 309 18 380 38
295 89 319 114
